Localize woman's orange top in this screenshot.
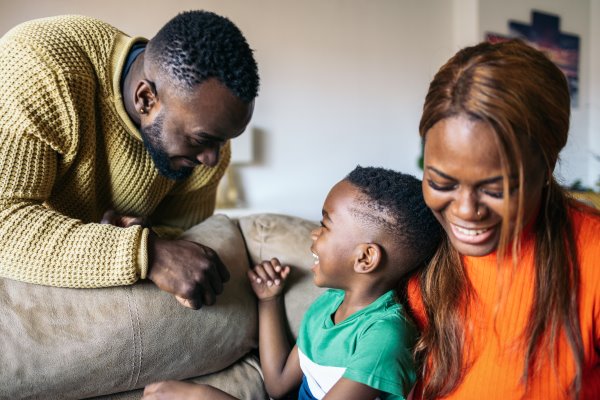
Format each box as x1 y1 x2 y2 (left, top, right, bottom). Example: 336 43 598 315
408 204 600 399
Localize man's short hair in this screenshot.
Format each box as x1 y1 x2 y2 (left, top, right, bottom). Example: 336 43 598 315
147 10 259 102
346 166 442 267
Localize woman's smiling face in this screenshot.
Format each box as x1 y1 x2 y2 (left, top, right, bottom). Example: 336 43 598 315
422 115 545 257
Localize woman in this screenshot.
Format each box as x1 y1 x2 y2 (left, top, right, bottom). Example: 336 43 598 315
408 39 600 399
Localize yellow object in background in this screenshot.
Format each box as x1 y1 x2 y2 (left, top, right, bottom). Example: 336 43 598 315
570 192 600 209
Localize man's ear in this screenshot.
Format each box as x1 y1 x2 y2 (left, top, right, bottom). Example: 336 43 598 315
134 79 159 115
353 243 382 274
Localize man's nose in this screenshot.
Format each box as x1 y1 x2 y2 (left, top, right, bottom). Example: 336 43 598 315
196 147 220 167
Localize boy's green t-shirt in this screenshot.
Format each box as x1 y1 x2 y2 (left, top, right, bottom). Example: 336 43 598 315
296 289 417 399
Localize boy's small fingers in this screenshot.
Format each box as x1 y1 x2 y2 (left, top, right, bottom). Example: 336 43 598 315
261 260 278 281
253 265 270 283
247 270 260 283
281 266 291 279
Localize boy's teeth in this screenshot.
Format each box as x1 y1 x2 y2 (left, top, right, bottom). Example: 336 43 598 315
454 226 489 236
312 252 319 263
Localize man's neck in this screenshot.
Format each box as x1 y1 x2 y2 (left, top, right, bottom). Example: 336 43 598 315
122 52 145 126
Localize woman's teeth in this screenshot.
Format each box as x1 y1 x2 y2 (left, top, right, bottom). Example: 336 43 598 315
454 225 489 236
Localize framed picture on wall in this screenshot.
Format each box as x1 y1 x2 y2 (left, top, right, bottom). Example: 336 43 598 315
486 10 580 107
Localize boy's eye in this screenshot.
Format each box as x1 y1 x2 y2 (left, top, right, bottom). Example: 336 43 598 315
427 179 456 191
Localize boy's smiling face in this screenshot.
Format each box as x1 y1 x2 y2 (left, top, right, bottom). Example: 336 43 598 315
310 180 367 289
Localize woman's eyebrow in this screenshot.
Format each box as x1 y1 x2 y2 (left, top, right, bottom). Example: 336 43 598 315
426 166 507 185
425 166 456 180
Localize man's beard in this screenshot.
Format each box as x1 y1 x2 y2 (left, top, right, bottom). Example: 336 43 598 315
141 114 194 181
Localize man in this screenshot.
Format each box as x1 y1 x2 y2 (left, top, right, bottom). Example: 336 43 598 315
0 10 259 309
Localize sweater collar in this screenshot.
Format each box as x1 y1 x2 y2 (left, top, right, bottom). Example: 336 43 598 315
110 33 148 142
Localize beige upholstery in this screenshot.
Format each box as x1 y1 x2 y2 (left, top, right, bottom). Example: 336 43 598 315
0 213 322 399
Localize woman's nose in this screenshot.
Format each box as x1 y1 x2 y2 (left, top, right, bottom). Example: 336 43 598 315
453 188 480 221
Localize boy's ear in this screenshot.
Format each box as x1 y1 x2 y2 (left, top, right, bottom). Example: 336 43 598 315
353 243 382 274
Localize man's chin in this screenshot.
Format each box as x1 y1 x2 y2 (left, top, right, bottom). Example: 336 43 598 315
156 165 194 181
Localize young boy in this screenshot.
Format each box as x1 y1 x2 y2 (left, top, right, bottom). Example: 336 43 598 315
143 166 442 400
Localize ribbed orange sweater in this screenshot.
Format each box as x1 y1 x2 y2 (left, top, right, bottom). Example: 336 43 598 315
0 16 230 288
408 204 600 399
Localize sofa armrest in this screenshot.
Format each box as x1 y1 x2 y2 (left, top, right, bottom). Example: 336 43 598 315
0 214 257 399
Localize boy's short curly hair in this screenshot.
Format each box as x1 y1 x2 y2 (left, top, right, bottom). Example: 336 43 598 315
346 166 442 268
147 10 259 102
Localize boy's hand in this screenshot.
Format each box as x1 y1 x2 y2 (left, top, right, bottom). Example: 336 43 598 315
143 381 237 400
143 381 200 399
247 257 291 301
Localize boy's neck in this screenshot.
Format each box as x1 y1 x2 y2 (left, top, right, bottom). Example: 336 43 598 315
333 281 397 324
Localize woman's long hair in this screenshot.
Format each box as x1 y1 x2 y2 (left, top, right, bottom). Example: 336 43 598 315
415 39 583 399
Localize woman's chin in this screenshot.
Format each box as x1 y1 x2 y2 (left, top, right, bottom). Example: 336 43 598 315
447 230 500 257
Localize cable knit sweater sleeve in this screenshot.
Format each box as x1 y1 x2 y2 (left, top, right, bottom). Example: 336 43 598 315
0 17 147 287
0 131 144 288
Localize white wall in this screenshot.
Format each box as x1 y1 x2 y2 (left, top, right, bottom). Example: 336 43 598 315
0 0 595 220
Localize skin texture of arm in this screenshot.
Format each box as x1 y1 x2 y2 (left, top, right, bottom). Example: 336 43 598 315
248 258 304 398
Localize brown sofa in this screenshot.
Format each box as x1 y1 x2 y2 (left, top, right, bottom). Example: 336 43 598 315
0 213 324 399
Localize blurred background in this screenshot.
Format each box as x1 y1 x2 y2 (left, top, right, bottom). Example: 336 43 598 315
1 0 598 220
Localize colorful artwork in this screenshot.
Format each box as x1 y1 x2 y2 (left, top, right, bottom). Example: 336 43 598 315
486 10 580 107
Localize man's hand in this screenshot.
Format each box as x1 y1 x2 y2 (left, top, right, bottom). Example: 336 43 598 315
101 209 229 309
247 257 291 301
100 209 151 228
148 235 230 310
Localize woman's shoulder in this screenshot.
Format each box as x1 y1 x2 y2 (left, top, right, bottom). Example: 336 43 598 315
569 202 600 242
568 203 600 278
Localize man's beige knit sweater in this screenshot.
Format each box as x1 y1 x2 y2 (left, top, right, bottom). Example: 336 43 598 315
0 16 230 288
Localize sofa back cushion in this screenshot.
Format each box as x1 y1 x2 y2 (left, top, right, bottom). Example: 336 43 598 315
0 214 257 399
238 213 324 338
